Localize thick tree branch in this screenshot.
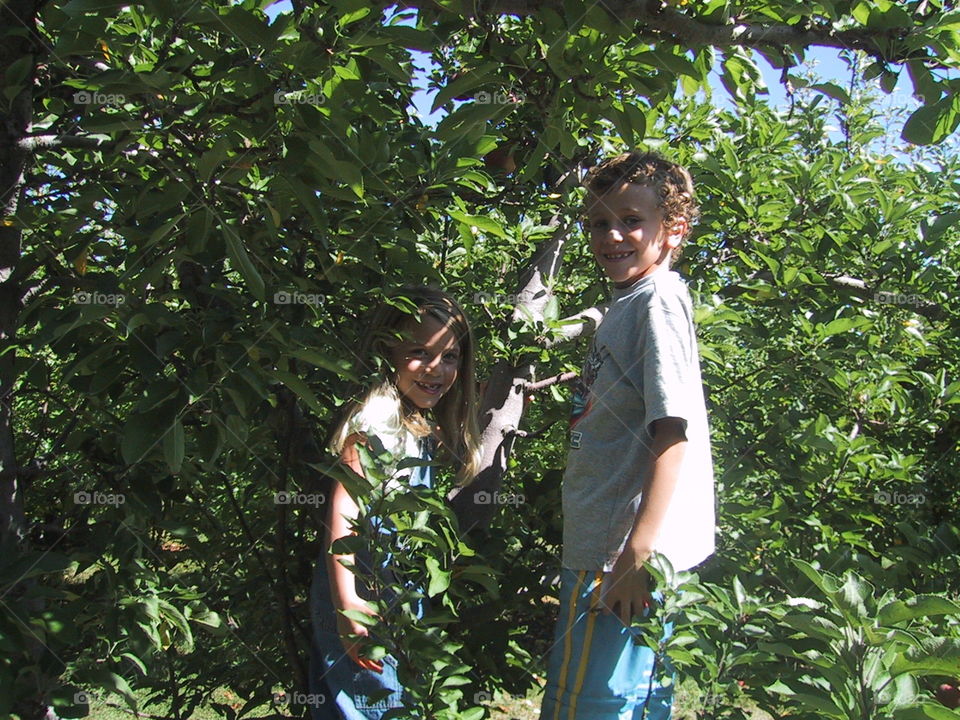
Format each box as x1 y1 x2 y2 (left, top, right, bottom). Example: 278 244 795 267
546 304 607 347
406 0 934 66
449 213 578 529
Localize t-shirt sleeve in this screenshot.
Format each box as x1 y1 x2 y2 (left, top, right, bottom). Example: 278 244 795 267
630 291 698 436
346 394 404 456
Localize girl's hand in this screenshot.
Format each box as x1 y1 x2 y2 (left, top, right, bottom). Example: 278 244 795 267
336 596 384 674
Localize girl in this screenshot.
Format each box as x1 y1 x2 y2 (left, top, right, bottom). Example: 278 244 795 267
309 286 482 720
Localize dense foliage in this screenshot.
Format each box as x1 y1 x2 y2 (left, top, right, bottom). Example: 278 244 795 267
1 0 959 718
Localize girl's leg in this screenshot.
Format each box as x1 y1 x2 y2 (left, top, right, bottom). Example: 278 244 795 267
311 557 406 720
310 560 347 720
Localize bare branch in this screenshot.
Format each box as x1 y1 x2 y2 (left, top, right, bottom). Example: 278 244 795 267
526 371 577 392
18 135 115 152
546 305 607 346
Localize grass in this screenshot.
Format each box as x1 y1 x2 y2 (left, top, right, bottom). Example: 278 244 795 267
88 688 280 720
87 680 778 720
483 678 777 720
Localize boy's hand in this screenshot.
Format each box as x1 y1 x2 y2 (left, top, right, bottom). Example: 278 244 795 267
599 547 652 626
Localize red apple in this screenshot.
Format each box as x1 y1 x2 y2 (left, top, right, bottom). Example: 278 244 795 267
936 683 960 709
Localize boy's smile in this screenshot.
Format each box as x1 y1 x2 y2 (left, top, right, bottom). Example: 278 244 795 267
586 182 686 287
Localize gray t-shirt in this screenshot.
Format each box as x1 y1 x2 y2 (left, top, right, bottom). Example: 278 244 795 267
562 269 716 573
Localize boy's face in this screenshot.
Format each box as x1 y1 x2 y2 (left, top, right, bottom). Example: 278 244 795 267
585 182 686 288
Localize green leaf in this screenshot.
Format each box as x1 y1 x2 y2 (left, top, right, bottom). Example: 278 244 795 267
432 62 501 112
223 226 265 301
340 609 378 627
820 316 870 337
780 613 844 642
122 412 161 465
810 82 850 104
158 598 193 651
879 595 960 626
792 558 830 594
60 0 126 15
448 209 507 239
287 348 358 381
86 669 137 711
425 556 450 595
266 368 326 416
213 7 272 48
163 419 185 474
455 564 500 598
891 638 960 677
902 92 960 145
197 138 231 183
893 703 960 720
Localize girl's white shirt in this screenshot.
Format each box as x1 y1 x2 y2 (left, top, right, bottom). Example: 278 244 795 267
346 391 427 493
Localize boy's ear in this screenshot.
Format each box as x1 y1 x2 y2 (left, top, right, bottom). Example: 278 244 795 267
662 217 688 248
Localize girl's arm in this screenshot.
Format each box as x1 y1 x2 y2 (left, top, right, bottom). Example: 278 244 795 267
325 434 383 673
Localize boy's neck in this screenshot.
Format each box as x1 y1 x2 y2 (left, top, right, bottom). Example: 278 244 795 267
612 262 671 291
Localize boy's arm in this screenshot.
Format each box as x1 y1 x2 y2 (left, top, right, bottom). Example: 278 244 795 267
601 417 687 626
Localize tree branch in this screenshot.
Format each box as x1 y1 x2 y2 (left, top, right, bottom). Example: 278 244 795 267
526 371 577 392
720 269 947 321
546 304 607 346
403 0 935 66
17 134 115 152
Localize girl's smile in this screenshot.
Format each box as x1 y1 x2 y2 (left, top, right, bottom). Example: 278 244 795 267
390 315 460 409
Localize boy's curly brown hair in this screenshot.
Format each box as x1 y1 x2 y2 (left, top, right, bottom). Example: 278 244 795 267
582 151 700 263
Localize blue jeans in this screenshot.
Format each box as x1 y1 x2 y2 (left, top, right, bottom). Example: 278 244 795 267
539 569 676 720
309 555 406 720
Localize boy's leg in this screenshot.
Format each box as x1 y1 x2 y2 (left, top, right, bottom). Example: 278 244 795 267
637 640 675 720
539 569 675 720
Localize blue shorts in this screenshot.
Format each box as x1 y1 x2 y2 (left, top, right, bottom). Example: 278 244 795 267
539 569 676 720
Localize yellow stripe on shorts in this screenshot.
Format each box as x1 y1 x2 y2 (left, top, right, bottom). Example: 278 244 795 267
567 572 603 720
551 570 585 720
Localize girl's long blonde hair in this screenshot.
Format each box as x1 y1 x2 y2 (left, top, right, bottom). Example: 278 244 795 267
329 286 482 485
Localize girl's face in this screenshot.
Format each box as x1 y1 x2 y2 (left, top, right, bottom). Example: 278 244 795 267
390 314 461 410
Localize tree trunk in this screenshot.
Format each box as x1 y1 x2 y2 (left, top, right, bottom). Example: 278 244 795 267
449 208 599 531
1 4 56 718
0 0 36 553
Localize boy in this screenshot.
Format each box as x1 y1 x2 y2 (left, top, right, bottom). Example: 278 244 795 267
539 152 716 720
